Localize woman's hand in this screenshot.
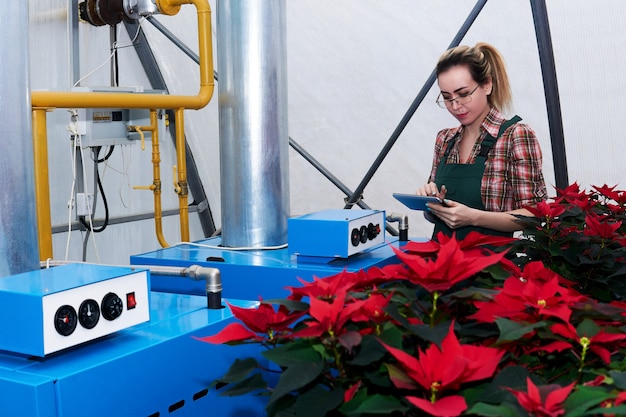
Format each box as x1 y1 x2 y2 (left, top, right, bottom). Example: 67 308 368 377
426 199 477 230
416 183 447 201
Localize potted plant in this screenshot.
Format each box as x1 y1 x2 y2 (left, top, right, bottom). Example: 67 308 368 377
199 184 626 416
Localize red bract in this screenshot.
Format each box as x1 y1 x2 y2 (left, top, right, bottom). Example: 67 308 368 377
584 214 622 239
508 377 575 417
198 300 305 344
286 269 361 301
405 394 468 417
524 200 567 221
549 321 626 364
470 262 585 324
390 237 507 293
291 288 364 351
381 322 504 403
593 184 622 201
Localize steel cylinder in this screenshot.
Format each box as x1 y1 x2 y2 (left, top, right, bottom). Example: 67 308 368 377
217 0 290 248
0 3 40 276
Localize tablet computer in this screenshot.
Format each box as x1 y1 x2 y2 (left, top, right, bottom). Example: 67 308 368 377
393 193 443 211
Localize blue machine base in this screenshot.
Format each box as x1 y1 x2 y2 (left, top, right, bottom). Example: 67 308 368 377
0 293 266 417
130 236 405 300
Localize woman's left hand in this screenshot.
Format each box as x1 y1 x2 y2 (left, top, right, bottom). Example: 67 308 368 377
426 199 477 230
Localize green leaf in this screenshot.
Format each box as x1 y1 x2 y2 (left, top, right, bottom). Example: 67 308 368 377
584 404 626 416
563 385 614 417
495 318 546 344
218 372 268 397
465 401 522 417
295 386 344 417
262 341 321 367
340 394 407 415
348 334 387 366
268 361 325 407
610 370 626 390
576 318 600 337
476 366 531 404
214 357 260 384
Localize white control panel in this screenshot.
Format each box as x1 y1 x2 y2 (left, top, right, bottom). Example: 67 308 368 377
0 263 150 357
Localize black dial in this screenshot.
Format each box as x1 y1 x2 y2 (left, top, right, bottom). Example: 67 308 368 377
101 292 124 321
79 299 101 329
54 305 78 336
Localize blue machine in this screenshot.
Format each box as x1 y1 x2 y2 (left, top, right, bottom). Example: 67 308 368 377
0 291 266 417
131 235 403 300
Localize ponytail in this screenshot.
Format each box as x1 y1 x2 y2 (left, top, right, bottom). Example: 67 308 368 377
436 42 512 112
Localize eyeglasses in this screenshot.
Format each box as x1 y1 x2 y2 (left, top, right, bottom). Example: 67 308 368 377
436 84 480 109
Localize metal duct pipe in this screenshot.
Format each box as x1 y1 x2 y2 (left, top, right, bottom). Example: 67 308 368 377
0 3 40 276
217 1 289 248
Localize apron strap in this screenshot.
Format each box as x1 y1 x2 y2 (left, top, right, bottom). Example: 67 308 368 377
477 115 522 158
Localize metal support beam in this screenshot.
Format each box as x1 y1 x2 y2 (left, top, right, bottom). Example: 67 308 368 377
530 0 569 189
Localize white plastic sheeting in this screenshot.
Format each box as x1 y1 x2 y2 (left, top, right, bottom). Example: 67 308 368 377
26 0 626 262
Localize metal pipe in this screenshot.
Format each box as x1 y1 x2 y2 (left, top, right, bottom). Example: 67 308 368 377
131 110 170 247
33 109 54 260
344 0 488 209
530 0 569 189
32 0 213 257
174 107 190 242
218 0 290 248
32 0 214 110
0 2 41 276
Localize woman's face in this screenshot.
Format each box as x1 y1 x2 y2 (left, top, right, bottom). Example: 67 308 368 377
437 65 492 128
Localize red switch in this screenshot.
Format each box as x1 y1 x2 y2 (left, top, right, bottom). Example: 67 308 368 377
126 292 137 310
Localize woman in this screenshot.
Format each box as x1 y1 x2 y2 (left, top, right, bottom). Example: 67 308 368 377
417 42 547 239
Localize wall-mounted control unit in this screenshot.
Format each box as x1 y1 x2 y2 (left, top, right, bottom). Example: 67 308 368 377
0 263 150 356
288 209 385 258
71 86 166 147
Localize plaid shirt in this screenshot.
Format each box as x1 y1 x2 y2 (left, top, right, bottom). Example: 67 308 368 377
428 107 547 212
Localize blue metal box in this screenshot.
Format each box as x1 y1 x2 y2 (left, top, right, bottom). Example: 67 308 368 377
0 293 266 417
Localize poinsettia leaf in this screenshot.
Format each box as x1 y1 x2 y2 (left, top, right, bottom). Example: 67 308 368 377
217 372 268 397
409 321 451 346
495 318 546 344
268 361 325 407
295 386 344 417
609 370 626 389
562 385 613 417
340 394 407 415
263 297 310 312
476 366 531 403
465 401 522 417
576 318 600 337
338 330 362 352
584 405 626 416
348 334 387 366
213 357 260 384
262 341 322 367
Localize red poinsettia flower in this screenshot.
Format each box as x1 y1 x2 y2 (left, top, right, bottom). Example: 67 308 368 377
546 321 626 364
291 288 366 352
402 232 514 257
470 262 585 324
381 322 504 412
593 184 622 201
389 237 507 293
508 377 575 417
405 394 468 417
524 200 567 223
286 269 362 302
584 213 622 240
198 299 305 344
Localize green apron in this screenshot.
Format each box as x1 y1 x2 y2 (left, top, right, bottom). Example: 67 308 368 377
432 116 521 240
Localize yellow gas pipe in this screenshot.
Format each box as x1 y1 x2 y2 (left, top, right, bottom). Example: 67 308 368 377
31 0 214 259
130 109 169 248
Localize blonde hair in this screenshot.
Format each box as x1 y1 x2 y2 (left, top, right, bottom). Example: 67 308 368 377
436 42 512 112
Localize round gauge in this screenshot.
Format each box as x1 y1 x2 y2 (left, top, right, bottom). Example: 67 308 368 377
79 299 101 329
54 305 78 336
101 292 124 321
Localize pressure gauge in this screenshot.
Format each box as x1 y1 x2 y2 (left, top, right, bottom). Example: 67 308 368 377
54 305 78 336
79 299 101 329
101 292 124 321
